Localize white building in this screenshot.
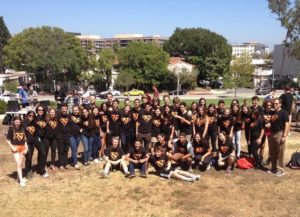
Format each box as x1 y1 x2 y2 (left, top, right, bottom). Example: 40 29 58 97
0 71 30 93
232 42 270 57
167 57 195 73
252 59 272 87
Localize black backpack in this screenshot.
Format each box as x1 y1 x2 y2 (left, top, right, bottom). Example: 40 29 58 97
2 114 12 125
287 151 300 169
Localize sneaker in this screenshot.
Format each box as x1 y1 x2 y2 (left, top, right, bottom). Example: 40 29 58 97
275 171 286 177
267 169 276 174
93 158 100 164
50 165 57 171
124 172 130 177
59 166 65 170
99 156 103 161
139 173 147 178
42 172 49 178
193 175 201 181
100 171 109 178
129 174 136 179
22 177 28 183
83 162 90 166
188 178 195 183
74 164 80 170
20 180 26 187
206 164 211 171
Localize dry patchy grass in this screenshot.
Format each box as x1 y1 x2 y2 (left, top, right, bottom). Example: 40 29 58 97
0 125 300 217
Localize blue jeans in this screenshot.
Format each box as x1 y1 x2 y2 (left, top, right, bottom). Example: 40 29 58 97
70 136 81 165
92 133 101 159
81 135 94 163
128 162 146 174
233 130 241 157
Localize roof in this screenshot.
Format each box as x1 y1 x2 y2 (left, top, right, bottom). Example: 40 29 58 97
168 57 195 67
0 71 27 78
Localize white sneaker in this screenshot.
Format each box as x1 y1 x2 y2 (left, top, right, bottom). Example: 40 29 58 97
206 164 211 171
22 177 28 183
93 159 100 164
20 180 26 187
42 172 49 178
193 175 201 181
74 164 80 170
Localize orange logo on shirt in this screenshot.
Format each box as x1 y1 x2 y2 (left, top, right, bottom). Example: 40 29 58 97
132 113 139 121
142 115 152 122
15 132 24 141
195 147 204 153
49 121 57 129
155 160 165 167
111 114 120 122
37 121 46 129
27 126 35 135
134 153 142 160
271 115 278 122
72 116 81 124
153 119 161 127
60 118 69 126
121 117 130 125
110 152 119 160
222 120 231 128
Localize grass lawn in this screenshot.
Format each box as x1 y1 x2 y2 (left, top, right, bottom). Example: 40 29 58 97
0 124 300 217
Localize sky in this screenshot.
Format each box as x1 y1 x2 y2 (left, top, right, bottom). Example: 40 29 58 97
0 0 286 49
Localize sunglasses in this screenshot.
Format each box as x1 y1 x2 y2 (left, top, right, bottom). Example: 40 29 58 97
28 115 34 117
37 109 44 112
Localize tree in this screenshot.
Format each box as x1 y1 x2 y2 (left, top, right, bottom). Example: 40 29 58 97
114 69 136 91
226 53 254 89
0 16 11 73
168 68 197 91
163 27 232 81
98 48 116 89
3 80 18 93
3 26 87 86
118 42 170 90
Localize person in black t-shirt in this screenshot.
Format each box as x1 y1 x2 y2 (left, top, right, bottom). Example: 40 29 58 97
193 106 208 139
6 116 28 187
280 87 294 134
99 102 108 157
54 85 66 109
151 107 163 147
101 137 130 178
107 100 121 146
192 133 212 171
268 98 289 176
69 105 82 169
45 108 58 170
241 105 252 155
218 131 235 173
92 107 102 163
250 96 264 115
175 102 192 141
136 103 153 150
249 111 264 168
150 145 200 182
207 104 218 153
162 106 175 142
152 133 173 155
120 105 134 153
218 108 233 137
126 140 149 178
231 104 242 158
23 111 37 176
217 100 225 118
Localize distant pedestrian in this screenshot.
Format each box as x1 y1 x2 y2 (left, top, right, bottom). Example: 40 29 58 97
54 85 66 109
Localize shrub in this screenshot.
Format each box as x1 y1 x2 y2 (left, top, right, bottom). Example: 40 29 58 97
0 100 7 114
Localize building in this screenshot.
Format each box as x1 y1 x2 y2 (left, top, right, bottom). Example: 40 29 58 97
273 44 300 79
76 34 168 52
0 71 30 93
167 57 195 73
232 42 270 57
252 59 272 87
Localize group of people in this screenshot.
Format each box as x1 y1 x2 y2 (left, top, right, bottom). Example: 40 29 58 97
6 87 293 187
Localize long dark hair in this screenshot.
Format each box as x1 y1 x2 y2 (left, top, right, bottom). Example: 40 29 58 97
12 116 26 142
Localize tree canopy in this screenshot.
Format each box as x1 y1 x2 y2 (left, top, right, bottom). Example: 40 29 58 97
3 26 87 84
163 27 232 81
118 42 170 90
0 16 11 73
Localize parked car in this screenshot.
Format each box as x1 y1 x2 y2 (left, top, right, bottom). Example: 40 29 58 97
0 92 16 103
124 89 145 96
199 80 210 86
169 89 187 96
210 80 224 89
98 89 121 99
255 87 272 95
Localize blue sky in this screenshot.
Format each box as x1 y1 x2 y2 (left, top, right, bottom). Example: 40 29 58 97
0 0 285 48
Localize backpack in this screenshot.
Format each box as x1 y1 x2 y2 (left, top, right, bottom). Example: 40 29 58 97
237 157 255 169
287 151 300 169
2 114 12 125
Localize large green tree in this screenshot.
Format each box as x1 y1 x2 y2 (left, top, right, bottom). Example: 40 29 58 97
98 48 116 89
0 16 11 73
268 0 300 59
163 27 232 81
118 42 170 90
3 26 87 84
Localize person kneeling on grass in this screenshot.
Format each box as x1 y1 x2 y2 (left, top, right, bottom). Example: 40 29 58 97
6 116 28 187
192 133 212 171
150 145 200 182
167 133 194 170
101 137 130 178
126 140 149 178
218 131 235 173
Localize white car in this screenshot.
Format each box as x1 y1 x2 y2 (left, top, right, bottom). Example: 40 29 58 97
0 92 16 103
100 89 121 96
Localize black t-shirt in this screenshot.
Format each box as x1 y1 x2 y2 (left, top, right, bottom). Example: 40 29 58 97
219 140 234 158
232 112 242 131
193 141 210 155
100 111 108 132
45 119 58 139
194 115 206 135
270 109 289 133
108 110 121 136
280 92 294 114
218 115 233 135
131 108 140 123
105 146 125 161
23 119 36 143
207 112 218 132
57 114 71 139
154 141 172 153
35 115 47 138
69 114 81 137
161 115 174 140
217 107 225 118
81 116 96 137
151 115 162 137
138 110 154 134
150 154 169 172
178 112 192 135
191 110 198 123
7 127 26 145
249 118 263 140
120 111 134 133
94 115 101 135
250 105 264 115
128 147 148 160
241 112 252 128
175 140 189 155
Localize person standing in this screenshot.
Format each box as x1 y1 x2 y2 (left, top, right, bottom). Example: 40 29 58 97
18 84 29 108
268 98 289 176
54 85 66 109
280 87 294 134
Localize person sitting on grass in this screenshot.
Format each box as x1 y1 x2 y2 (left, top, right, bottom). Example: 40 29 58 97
126 140 149 178
6 116 28 187
150 145 200 182
218 131 236 173
192 133 212 171
151 133 173 155
101 137 130 178
167 133 193 170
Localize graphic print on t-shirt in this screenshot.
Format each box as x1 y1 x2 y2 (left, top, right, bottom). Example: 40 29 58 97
111 114 120 122
110 151 120 160
142 115 152 122
121 117 131 125
222 120 231 128
153 119 161 127
220 146 229 153
134 153 142 160
37 121 46 129
15 132 25 141
27 126 35 135
155 159 165 168
59 118 69 126
271 115 279 122
72 116 81 124
49 120 57 129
